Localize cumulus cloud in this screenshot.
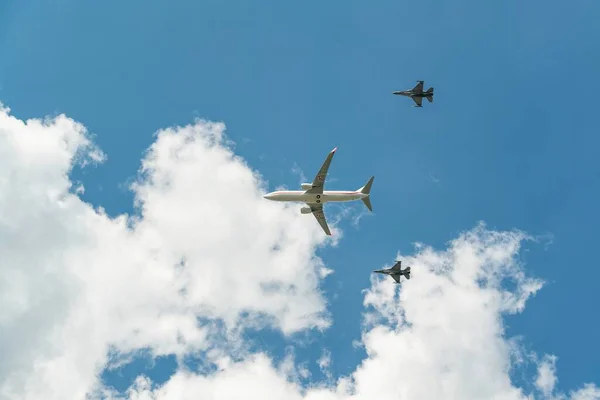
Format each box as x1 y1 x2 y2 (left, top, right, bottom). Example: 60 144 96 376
0 103 598 400
533 355 600 400
0 104 332 400
120 226 599 400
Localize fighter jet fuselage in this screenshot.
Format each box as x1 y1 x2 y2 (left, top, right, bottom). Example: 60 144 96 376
392 91 429 97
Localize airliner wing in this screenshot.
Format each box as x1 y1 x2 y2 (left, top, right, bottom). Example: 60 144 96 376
412 96 423 107
306 147 337 194
310 204 331 235
412 81 424 94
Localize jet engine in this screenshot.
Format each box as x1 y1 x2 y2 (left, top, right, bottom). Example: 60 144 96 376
301 183 313 190
300 207 312 214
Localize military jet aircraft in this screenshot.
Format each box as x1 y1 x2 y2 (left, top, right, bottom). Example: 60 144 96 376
373 261 411 283
393 81 434 107
263 147 374 236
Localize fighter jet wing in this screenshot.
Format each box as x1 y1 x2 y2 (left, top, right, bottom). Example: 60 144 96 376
412 96 423 107
412 81 424 94
306 147 337 194
391 261 402 271
310 204 331 235
391 274 401 283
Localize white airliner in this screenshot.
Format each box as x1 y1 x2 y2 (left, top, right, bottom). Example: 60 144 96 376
263 147 374 235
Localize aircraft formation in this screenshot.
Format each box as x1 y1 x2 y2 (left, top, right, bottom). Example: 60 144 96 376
263 80 433 283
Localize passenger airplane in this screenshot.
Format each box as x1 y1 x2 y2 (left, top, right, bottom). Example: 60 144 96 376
263 147 374 235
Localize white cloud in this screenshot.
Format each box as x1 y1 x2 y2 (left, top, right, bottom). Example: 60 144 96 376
0 103 598 400
291 162 308 184
317 350 331 371
122 225 599 400
0 104 333 400
120 354 306 400
317 349 332 381
532 355 600 400
536 355 558 397
570 385 600 400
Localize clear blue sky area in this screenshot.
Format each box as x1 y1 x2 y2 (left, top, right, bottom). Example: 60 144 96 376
2 0 599 394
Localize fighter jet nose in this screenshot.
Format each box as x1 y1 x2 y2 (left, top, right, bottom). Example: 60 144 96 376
264 193 275 200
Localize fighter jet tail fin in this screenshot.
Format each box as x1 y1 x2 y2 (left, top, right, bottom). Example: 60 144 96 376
405 272 411 280
357 176 374 212
426 87 434 103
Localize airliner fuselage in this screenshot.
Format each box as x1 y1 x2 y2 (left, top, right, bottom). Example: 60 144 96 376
263 190 367 204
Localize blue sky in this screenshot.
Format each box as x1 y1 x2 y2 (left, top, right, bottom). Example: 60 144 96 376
2 0 600 397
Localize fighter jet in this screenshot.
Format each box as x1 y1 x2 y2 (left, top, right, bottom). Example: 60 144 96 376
393 81 434 107
263 147 374 236
373 261 411 283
